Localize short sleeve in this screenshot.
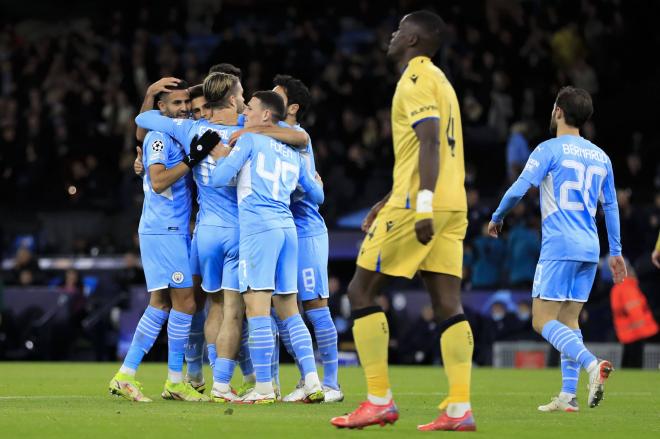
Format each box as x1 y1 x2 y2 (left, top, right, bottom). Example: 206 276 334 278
144 132 167 167
519 143 554 187
401 72 440 128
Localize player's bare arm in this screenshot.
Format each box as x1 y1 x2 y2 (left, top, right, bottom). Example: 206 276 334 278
147 163 190 194
414 118 440 245
227 125 309 148
136 77 182 142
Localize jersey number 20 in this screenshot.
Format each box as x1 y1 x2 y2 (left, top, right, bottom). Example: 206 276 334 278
559 160 607 215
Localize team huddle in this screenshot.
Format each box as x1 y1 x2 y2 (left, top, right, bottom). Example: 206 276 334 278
108 9 626 432
109 65 342 405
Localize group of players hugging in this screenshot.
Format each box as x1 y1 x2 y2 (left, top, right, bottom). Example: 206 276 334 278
109 64 343 405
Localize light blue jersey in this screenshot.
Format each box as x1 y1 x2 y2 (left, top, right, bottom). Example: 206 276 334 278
136 110 241 228
138 131 192 235
211 132 324 235
493 134 621 263
520 135 619 262
288 124 327 238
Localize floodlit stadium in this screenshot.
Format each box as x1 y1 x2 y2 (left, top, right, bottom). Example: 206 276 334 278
1 1 659 438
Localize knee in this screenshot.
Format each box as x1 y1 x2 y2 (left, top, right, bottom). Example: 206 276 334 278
347 278 370 310
432 296 462 322
173 293 196 315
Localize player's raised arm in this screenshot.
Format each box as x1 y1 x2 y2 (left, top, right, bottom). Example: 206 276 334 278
600 161 626 283
227 125 309 148
297 155 324 205
211 134 253 187
135 77 182 142
135 110 193 146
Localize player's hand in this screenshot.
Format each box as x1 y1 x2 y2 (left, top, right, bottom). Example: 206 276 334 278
415 218 434 245
488 221 503 238
361 199 387 233
146 77 181 96
228 128 251 147
209 144 231 160
608 255 627 284
652 249 660 269
184 130 220 168
133 146 144 176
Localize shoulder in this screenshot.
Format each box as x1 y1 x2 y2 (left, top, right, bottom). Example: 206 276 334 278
534 138 560 157
145 131 167 150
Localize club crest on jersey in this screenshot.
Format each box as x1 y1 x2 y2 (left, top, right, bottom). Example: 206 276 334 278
151 140 164 152
172 272 184 284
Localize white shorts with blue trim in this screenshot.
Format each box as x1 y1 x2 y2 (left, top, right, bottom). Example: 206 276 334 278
297 232 329 301
139 233 193 292
239 228 298 295
196 224 240 292
532 259 597 302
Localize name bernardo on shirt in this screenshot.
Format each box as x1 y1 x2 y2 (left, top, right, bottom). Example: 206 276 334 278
562 143 609 164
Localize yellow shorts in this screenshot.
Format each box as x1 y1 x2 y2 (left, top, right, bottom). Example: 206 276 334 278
356 206 467 279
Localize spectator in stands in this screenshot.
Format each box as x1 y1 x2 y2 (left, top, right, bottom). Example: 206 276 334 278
470 223 506 289
6 246 43 286
505 216 541 289
399 305 440 365
505 121 531 182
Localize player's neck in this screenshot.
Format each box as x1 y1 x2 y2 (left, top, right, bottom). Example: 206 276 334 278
285 115 298 127
397 50 430 73
209 109 239 126
555 125 581 138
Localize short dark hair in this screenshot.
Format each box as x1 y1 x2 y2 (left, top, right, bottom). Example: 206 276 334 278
188 84 204 100
252 90 286 122
555 86 593 128
209 63 242 79
273 74 312 120
405 10 446 56
154 79 189 106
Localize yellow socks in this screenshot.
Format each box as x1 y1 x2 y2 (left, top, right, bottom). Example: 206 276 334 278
439 315 474 409
352 309 391 401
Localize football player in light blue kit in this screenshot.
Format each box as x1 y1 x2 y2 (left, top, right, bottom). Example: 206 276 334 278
136 73 311 402
271 75 343 403
211 90 326 404
488 87 627 412
110 80 217 402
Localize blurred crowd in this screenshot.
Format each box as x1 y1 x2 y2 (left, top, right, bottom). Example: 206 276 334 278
1 1 659 361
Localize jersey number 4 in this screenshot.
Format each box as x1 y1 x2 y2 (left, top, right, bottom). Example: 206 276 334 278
559 160 607 215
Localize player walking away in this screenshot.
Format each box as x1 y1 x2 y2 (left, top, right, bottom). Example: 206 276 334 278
271 75 343 403
488 86 626 412
135 74 310 403
109 81 217 402
210 91 325 404
331 11 476 431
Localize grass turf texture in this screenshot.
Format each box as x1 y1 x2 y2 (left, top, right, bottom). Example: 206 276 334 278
0 363 658 438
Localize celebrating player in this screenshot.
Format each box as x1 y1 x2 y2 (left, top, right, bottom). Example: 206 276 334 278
330 11 476 431
210 90 325 404
488 86 626 411
109 80 216 402
270 75 343 403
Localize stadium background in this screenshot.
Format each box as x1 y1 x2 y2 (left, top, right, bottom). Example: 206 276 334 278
0 0 659 368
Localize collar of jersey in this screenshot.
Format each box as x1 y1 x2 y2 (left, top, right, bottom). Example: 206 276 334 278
402 55 431 74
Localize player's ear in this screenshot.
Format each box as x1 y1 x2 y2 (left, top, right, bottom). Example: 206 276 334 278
408 32 419 47
288 103 299 117
157 100 166 113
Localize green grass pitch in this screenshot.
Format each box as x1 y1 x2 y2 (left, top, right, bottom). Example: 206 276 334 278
0 363 658 438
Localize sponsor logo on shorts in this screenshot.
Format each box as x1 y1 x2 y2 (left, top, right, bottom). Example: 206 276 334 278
172 272 185 284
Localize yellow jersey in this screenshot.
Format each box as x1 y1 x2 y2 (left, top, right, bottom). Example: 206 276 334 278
388 56 467 212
